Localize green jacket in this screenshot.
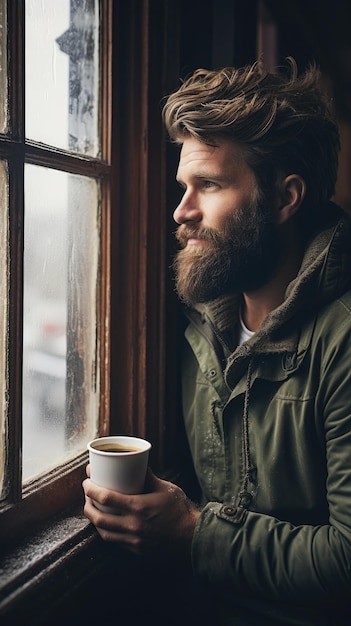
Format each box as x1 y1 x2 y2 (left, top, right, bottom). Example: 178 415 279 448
181 205 351 625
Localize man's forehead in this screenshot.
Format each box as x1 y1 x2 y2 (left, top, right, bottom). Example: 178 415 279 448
177 136 247 176
180 137 215 152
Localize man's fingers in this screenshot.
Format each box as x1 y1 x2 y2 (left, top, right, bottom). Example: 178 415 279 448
83 478 130 512
84 495 143 553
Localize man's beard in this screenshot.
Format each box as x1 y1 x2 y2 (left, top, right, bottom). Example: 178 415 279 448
173 197 283 306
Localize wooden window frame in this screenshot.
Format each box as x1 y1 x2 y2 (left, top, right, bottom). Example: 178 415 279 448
0 0 180 544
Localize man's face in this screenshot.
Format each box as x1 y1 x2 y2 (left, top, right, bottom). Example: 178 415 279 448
173 137 283 305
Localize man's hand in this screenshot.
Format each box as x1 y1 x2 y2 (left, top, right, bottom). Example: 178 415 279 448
82 467 201 563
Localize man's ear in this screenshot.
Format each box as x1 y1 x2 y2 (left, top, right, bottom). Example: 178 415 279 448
275 174 306 225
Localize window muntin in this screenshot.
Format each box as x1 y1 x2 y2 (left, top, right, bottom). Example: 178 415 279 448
22 165 100 481
25 0 100 157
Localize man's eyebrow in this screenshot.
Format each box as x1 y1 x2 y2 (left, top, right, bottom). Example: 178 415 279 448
176 172 232 184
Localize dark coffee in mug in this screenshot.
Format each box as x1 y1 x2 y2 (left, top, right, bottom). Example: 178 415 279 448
93 442 142 453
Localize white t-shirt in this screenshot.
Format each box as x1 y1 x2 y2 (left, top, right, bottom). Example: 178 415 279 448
238 312 255 345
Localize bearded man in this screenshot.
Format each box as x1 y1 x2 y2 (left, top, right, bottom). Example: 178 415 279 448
83 59 351 625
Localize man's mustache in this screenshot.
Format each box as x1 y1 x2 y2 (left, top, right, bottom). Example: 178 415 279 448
175 224 222 248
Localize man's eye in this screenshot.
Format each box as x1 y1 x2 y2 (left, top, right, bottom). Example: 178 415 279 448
204 180 217 188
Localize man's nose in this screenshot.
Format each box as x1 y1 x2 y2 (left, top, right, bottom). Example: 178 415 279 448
173 192 202 224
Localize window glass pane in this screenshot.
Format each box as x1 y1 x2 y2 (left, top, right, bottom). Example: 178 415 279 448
0 160 8 500
23 165 100 482
0 0 7 134
25 0 100 157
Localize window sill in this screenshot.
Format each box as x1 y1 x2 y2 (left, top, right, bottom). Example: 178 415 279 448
0 503 106 625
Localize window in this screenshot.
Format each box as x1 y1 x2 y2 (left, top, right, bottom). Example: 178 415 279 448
0 0 111 538
0 0 173 549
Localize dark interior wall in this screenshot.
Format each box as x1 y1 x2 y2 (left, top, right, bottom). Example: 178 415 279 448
263 0 351 211
177 0 259 76
265 0 351 123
